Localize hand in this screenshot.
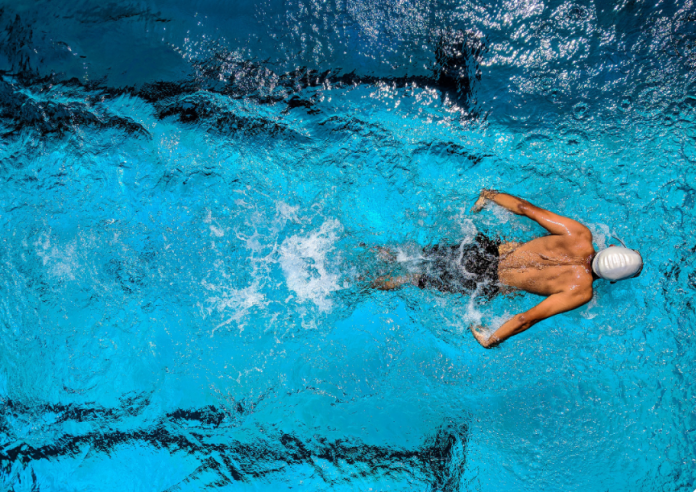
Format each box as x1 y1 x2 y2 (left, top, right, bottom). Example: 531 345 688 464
469 325 499 349
470 195 487 213
470 189 498 213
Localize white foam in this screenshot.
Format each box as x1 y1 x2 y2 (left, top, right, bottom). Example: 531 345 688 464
202 280 267 334
464 293 484 326
204 209 226 237
279 219 343 312
477 202 532 233
581 293 599 320
488 311 512 332
459 218 478 244
276 202 301 223
491 204 514 224
236 231 264 254
450 209 480 245
34 232 78 281
395 244 425 263
435 291 485 338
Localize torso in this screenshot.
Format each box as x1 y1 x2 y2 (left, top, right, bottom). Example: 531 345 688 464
498 235 595 296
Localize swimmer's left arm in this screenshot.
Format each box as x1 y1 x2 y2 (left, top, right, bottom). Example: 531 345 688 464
471 189 590 238
470 291 592 348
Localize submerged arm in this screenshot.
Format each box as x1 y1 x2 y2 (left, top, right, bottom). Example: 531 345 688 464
471 189 590 237
470 291 592 348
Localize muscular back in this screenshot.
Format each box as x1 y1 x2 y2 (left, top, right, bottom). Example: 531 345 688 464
499 234 595 296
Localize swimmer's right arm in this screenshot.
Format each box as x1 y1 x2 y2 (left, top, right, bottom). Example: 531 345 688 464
471 189 590 237
470 290 592 348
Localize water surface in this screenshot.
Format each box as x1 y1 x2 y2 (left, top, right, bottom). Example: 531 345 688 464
0 0 694 490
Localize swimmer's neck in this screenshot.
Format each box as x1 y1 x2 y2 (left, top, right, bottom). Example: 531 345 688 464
588 251 600 281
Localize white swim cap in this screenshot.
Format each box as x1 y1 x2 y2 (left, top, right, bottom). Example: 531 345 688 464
592 247 643 281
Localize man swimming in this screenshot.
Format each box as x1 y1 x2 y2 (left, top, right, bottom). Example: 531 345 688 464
373 189 643 348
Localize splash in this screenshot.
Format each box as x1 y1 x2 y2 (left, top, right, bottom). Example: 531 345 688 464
34 232 78 282
202 280 266 334
279 219 343 312
458 217 478 244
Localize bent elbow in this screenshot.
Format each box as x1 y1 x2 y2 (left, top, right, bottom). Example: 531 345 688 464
515 203 530 216
515 314 538 333
516 200 537 216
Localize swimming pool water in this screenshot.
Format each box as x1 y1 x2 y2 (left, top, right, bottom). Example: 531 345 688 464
0 0 694 490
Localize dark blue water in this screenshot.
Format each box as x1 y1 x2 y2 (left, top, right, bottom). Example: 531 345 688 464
0 1 694 490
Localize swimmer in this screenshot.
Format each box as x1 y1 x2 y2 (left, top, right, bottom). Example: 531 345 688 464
372 189 643 348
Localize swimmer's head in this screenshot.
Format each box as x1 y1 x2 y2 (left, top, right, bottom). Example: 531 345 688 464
592 246 643 282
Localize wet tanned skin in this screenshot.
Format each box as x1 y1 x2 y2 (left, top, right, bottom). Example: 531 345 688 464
469 190 596 348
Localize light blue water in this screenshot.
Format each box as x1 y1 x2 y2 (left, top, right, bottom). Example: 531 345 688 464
0 0 694 490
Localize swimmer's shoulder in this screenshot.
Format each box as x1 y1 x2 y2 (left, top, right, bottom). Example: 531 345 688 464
557 228 594 256
569 223 594 252
563 273 594 305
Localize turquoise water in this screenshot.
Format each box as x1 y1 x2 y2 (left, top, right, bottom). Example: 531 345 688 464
0 0 694 490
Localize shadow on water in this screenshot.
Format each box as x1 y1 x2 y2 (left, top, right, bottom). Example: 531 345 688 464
0 17 485 142
1 399 468 490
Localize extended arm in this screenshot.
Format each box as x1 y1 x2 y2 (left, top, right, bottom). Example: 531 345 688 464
470 291 592 348
471 189 589 237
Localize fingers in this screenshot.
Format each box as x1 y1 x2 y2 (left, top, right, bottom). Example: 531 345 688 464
470 196 486 213
469 326 488 347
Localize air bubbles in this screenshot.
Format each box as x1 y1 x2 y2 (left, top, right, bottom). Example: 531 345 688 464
572 102 588 120
635 86 668 119
685 79 696 99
